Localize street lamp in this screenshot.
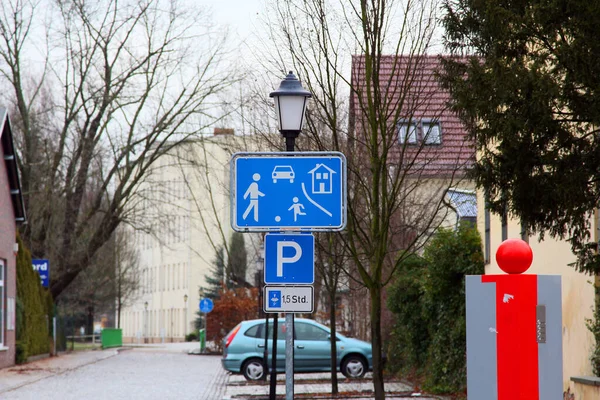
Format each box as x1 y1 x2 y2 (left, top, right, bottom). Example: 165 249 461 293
183 294 188 339
269 71 312 151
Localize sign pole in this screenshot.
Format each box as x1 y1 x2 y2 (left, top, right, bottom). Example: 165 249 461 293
285 133 295 400
285 312 294 399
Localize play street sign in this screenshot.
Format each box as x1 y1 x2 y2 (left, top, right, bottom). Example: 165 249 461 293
231 152 346 231
264 233 314 284
264 286 313 313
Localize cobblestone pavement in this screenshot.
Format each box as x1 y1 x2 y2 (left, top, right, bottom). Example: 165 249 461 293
0 344 227 400
223 372 441 399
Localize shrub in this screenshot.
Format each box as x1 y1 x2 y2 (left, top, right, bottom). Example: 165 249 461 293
15 233 52 361
15 341 28 364
386 254 429 376
387 223 484 394
206 287 259 352
185 332 199 342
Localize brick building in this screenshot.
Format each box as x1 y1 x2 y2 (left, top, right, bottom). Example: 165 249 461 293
0 108 26 369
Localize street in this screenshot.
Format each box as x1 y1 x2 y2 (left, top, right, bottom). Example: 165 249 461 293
1 345 227 400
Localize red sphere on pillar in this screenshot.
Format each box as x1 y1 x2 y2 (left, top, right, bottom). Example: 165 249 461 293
496 239 533 274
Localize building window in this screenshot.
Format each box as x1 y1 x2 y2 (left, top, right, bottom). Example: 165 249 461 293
398 122 417 144
422 121 442 144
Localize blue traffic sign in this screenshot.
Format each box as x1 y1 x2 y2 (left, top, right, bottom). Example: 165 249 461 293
32 259 49 288
199 298 214 313
231 152 346 231
264 234 314 284
268 290 282 308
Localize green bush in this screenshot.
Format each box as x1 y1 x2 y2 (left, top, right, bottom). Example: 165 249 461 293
185 332 199 342
387 254 429 376
387 223 484 394
15 233 52 361
586 283 600 376
15 341 28 364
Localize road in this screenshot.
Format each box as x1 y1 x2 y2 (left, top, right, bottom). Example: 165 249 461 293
2 346 227 400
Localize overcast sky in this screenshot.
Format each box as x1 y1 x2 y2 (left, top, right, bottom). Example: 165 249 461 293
198 0 264 47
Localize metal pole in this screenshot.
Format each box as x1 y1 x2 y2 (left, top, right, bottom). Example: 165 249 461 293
269 314 278 400
204 312 207 352
53 317 56 355
263 315 269 379
283 126 297 399
285 313 295 399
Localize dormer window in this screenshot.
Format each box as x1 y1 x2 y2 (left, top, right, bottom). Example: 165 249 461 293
398 122 417 144
398 119 442 145
423 121 442 144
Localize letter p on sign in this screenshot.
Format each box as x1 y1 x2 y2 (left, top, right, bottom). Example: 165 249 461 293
277 241 301 277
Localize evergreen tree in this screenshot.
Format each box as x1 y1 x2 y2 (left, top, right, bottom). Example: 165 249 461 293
440 0 600 273
227 232 249 288
202 246 225 299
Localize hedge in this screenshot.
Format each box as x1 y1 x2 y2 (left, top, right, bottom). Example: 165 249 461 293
15 233 52 362
387 223 485 394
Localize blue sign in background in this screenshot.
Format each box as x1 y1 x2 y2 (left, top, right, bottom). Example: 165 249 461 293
264 234 314 284
199 298 214 313
32 259 49 288
231 152 346 231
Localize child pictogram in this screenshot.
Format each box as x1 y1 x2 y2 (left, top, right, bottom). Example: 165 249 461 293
288 197 306 221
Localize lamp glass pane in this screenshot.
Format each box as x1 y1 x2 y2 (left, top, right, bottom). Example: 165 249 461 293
277 96 306 131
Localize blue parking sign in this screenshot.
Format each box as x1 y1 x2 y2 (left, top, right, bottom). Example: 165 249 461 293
264 234 314 284
231 152 346 231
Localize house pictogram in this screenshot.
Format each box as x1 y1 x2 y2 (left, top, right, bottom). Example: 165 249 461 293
308 163 336 194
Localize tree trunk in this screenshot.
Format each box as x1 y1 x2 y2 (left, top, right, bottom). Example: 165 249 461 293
329 291 338 394
370 284 385 399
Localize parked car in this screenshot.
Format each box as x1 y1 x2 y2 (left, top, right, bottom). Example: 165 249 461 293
221 318 372 381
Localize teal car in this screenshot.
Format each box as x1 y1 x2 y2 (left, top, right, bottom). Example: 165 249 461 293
221 318 372 381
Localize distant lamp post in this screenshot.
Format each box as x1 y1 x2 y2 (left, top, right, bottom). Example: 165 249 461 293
144 301 148 344
269 71 312 151
183 294 188 339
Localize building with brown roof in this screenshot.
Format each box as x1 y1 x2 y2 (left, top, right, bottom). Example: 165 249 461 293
340 54 476 340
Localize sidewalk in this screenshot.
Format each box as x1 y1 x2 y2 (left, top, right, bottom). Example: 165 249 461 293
0 349 119 395
222 372 443 399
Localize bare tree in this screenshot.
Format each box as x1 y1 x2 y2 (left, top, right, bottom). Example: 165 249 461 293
257 1 470 398
0 0 237 299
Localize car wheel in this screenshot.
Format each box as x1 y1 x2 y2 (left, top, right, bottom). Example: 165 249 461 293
242 358 265 381
341 355 367 379
273 179 277 183
290 179 294 183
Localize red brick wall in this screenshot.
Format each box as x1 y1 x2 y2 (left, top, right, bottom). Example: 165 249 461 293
0 138 17 369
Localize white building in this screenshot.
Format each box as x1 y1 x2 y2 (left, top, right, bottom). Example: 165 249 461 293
118 131 260 343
